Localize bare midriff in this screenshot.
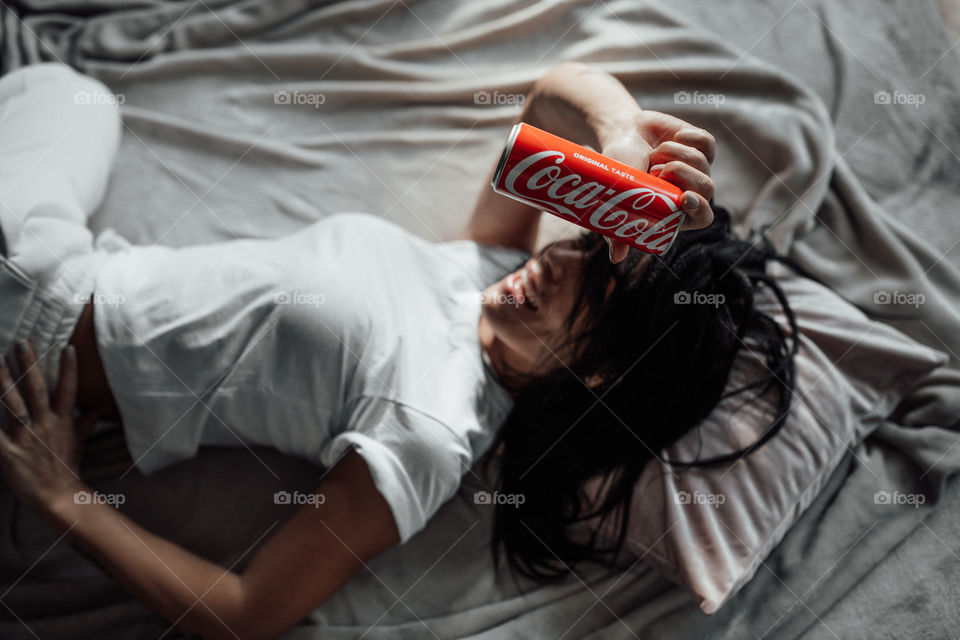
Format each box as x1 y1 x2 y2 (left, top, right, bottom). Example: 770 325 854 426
68 300 119 417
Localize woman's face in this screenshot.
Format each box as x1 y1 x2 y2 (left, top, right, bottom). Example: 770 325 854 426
480 238 602 377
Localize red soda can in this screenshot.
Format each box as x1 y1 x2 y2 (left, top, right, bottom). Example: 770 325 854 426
491 123 686 255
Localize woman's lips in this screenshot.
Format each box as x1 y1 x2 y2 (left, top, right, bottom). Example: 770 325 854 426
520 269 539 310
503 271 538 311
502 261 542 311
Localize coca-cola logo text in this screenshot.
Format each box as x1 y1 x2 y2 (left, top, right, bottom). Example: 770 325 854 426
503 150 684 252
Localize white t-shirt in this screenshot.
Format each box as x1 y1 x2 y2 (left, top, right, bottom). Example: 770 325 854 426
92 213 530 543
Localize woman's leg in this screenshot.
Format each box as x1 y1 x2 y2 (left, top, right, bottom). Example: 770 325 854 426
0 63 121 396
0 63 120 269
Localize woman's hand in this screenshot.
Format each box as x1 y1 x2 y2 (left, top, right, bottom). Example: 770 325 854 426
0 340 101 513
599 110 717 263
466 62 717 261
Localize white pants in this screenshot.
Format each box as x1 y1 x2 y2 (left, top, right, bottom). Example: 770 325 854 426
0 63 121 390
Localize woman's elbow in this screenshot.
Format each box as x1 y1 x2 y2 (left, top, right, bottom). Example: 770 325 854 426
539 61 591 87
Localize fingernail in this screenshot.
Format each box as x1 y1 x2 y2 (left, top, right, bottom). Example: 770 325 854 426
684 193 698 210
63 345 76 359
608 241 614 262
15 340 28 354
650 164 665 176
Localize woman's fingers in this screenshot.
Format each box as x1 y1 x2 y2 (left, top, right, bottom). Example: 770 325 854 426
54 346 78 418
0 356 28 416
652 161 715 202
679 192 715 231
649 141 711 176
0 356 31 443
673 127 716 164
637 111 698 142
651 160 716 230
12 341 50 424
637 112 716 162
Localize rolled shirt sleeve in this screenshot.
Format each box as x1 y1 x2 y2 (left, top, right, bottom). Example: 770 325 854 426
317 396 473 544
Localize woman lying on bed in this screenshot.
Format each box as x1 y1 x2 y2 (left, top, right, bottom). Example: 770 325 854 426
0 61 802 639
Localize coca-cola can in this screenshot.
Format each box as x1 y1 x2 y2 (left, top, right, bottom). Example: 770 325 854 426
491 123 686 255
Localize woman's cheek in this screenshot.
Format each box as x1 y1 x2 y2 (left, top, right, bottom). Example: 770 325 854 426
542 310 571 344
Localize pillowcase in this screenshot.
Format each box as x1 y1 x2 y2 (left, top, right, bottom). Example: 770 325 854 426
588 267 948 615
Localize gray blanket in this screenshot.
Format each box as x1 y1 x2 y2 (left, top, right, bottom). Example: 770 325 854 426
1 0 959 638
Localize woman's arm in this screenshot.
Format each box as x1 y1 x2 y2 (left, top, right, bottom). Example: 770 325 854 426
0 341 399 640
44 449 396 640
461 62 640 253
462 62 716 260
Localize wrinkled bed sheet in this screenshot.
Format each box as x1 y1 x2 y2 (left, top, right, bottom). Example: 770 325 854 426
1 0 959 638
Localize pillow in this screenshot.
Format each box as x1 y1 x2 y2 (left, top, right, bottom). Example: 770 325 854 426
587 266 948 615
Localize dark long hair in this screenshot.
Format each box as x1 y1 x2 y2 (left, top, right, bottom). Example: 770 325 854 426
483 204 854 583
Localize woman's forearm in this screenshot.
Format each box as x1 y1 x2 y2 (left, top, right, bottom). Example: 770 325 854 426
463 62 641 251
41 487 247 639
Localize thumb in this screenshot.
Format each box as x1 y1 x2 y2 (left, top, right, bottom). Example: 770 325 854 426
604 236 630 264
